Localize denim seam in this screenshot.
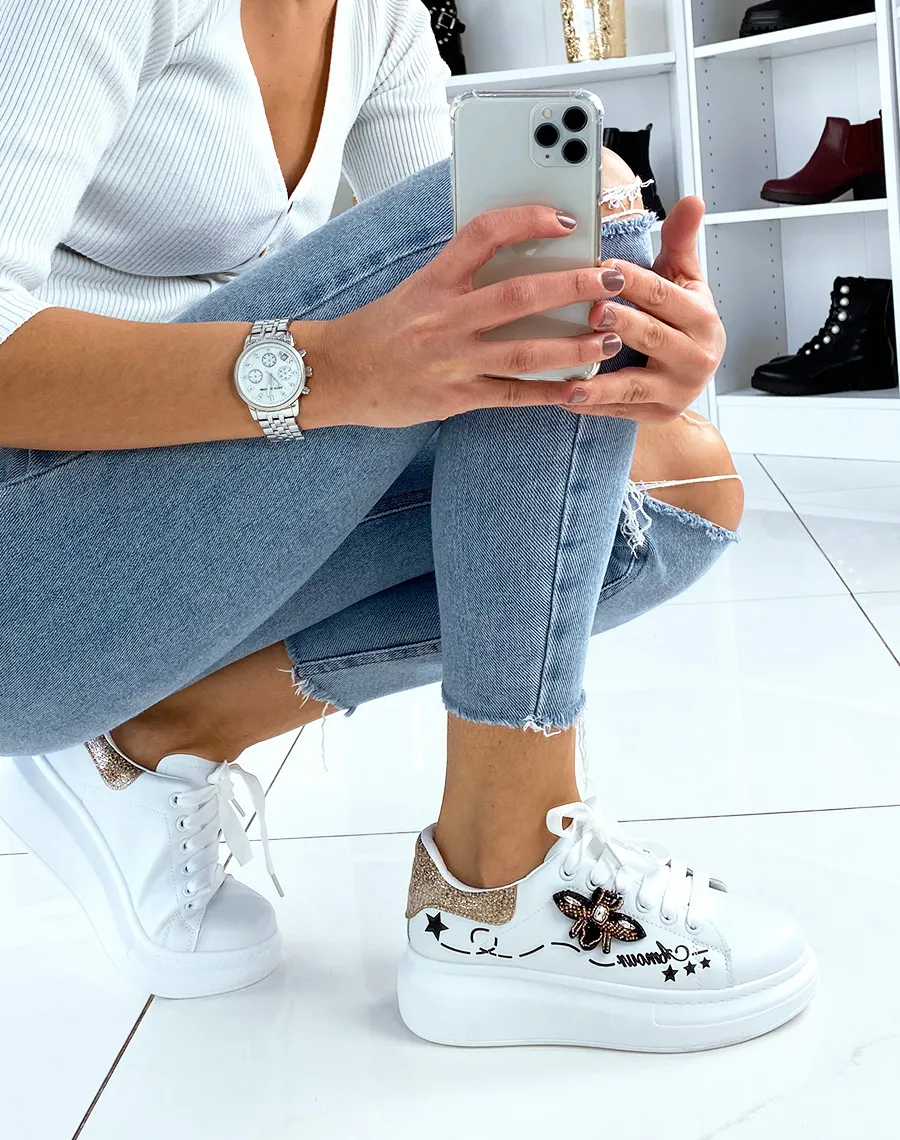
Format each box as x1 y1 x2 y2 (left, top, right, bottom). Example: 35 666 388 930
1 450 89 490
292 238 449 320
290 637 442 676
531 414 583 722
596 539 652 604
360 490 431 523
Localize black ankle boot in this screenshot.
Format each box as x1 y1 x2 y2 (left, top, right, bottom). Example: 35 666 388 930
603 123 666 220
740 1 874 39
751 277 897 396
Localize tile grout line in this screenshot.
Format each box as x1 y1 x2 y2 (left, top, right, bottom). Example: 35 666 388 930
72 729 305 1133
755 455 900 669
236 799 900 844
70 996 154 1140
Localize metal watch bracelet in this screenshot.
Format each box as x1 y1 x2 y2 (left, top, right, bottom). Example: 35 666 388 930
246 318 308 441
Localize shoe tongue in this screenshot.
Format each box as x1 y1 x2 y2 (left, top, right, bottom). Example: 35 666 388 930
155 753 223 785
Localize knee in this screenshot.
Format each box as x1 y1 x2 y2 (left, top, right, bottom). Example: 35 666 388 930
632 416 745 532
601 148 643 220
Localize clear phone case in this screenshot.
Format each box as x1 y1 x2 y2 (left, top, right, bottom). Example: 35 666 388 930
451 89 604 382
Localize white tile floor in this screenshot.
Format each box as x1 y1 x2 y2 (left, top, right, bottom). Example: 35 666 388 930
3 455 899 1140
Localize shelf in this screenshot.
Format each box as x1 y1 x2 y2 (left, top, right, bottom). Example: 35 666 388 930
445 52 677 96
694 13 877 61
719 386 900 408
705 200 888 226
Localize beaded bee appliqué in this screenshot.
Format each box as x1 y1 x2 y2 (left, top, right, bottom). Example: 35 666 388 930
553 887 647 953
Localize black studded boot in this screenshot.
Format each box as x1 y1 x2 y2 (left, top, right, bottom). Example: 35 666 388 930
603 123 667 220
751 277 896 396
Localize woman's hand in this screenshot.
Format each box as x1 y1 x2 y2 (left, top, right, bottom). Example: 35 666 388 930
301 206 627 429
561 196 726 422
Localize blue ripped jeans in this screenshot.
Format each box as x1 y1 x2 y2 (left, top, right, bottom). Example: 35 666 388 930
0 160 736 756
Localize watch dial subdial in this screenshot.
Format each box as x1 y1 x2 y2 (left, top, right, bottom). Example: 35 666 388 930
261 351 277 368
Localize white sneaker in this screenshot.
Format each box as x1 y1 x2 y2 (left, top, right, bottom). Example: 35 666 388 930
399 799 818 1052
0 735 283 998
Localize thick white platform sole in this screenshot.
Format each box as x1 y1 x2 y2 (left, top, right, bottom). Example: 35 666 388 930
398 944 819 1053
0 755 282 1000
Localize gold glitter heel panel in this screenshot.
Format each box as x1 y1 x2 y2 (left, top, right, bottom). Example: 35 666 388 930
405 835 517 925
85 735 143 791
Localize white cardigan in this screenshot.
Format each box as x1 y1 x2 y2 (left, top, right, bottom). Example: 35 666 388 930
0 0 451 345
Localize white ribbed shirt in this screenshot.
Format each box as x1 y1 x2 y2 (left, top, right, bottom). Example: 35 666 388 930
0 0 451 345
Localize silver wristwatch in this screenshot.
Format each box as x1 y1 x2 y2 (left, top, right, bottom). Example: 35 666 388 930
233 319 311 440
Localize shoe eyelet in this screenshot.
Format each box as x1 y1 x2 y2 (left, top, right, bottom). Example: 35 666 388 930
634 897 652 915
183 886 193 898
176 817 188 831
659 910 677 927
169 794 180 808
559 866 577 883
185 901 195 911
181 864 191 876
179 840 190 854
686 920 704 935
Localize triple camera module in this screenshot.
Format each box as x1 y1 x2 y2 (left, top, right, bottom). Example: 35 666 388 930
534 104 589 165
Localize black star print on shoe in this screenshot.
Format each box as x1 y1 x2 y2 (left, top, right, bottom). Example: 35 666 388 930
425 912 449 940
701 957 711 969
662 965 678 982
684 962 697 976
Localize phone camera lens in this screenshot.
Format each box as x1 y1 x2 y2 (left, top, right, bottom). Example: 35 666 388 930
563 138 588 165
562 106 588 133
534 123 560 148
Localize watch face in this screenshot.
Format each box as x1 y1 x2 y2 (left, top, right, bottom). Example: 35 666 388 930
236 342 303 409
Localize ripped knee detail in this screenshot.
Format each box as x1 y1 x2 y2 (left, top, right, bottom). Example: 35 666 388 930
621 475 743 555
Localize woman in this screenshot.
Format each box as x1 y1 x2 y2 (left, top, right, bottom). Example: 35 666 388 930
0 0 815 1051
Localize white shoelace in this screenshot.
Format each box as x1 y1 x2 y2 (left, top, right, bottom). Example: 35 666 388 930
546 798 711 934
172 762 282 909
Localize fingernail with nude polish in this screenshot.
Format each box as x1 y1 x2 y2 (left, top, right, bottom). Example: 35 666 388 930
594 305 617 329
566 387 588 405
557 212 578 230
602 334 622 355
601 268 625 291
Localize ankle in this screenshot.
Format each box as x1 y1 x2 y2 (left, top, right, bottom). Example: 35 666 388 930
109 708 239 770
433 817 558 889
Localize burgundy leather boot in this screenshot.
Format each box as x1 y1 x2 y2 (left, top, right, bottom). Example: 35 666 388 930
761 116 885 206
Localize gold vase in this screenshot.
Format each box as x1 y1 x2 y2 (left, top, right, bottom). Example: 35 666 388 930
560 0 627 63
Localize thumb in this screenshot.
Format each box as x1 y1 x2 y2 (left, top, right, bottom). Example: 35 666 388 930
653 195 706 286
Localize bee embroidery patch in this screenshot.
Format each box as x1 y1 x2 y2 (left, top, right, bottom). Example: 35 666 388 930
553 887 646 954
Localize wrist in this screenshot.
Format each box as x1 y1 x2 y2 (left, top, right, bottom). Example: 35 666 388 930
288 318 343 430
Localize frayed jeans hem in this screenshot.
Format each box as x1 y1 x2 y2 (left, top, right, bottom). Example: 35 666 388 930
288 666 357 718
441 685 587 737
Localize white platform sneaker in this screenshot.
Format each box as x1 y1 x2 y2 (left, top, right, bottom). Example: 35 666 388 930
399 799 818 1052
0 735 283 998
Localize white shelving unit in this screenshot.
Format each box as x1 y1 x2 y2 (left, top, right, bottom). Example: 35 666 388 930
450 0 900 460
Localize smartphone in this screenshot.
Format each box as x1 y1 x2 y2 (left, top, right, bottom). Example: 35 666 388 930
451 89 604 382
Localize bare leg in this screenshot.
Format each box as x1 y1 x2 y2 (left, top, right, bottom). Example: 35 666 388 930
433 154 744 889
110 642 337 769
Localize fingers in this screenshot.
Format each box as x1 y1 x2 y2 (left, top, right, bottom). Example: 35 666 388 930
434 206 585 284
591 261 719 340
557 367 702 421
476 331 623 380
460 266 625 332
654 196 706 284
586 299 717 376
464 375 576 411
